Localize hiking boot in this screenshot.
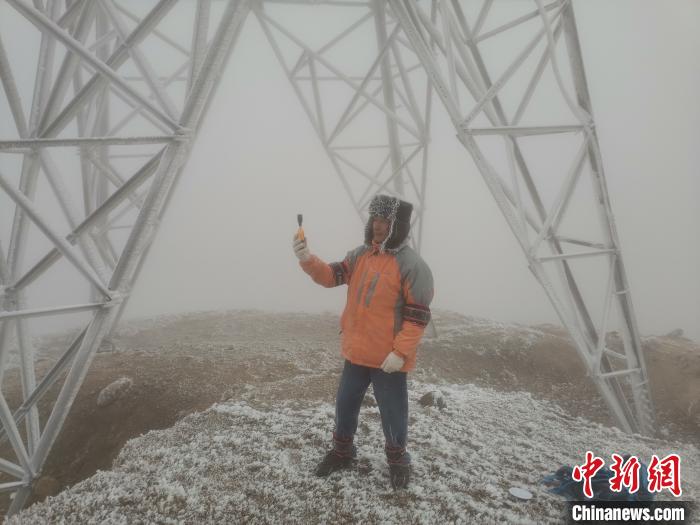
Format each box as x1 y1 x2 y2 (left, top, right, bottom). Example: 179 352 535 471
314 433 357 477
389 462 411 490
314 448 357 477
385 443 411 490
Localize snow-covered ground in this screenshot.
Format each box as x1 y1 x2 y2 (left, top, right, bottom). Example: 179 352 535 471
10 379 699 523
6 309 698 523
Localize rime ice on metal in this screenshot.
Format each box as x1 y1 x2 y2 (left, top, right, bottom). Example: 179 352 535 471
0 0 655 515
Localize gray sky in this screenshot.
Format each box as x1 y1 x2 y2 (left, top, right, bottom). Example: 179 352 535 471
1 1 698 342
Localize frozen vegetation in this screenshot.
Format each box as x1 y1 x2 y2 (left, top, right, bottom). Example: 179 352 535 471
7 310 698 523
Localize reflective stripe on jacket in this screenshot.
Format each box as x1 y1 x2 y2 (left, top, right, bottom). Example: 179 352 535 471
300 241 434 371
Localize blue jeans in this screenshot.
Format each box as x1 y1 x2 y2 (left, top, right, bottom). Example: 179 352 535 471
333 360 410 464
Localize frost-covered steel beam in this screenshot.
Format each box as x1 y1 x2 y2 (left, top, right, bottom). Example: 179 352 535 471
111 3 190 57
0 0 656 516
105 0 250 339
373 0 405 196
188 0 211 94
388 0 654 435
9 152 162 295
0 2 63 467
256 0 433 252
558 2 655 434
98 0 180 121
32 4 248 514
36 1 97 133
0 136 176 149
0 302 106 321
7 0 182 133
0 36 30 138
0 329 87 450
40 0 178 139
0 170 112 299
0 0 251 514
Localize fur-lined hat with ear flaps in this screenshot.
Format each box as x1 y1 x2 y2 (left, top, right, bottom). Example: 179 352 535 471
364 194 413 251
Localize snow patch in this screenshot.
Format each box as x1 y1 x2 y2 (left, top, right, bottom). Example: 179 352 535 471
11 381 699 524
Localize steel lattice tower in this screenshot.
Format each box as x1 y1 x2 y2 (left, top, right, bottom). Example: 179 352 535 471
0 0 655 514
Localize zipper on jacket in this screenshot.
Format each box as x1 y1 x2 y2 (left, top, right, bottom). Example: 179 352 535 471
355 269 368 305
364 272 381 307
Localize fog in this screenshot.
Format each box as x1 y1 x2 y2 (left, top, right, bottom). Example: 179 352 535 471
1 0 698 342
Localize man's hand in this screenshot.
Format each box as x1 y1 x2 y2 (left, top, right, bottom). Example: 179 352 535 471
293 234 311 262
381 351 405 373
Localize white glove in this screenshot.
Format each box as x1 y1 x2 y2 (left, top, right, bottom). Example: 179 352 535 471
381 351 405 373
293 235 311 262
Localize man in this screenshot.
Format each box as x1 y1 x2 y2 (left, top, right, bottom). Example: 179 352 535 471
292 194 434 489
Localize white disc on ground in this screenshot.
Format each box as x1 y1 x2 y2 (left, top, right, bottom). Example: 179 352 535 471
509 487 533 500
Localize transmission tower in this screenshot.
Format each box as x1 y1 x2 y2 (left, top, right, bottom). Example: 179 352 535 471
0 0 654 514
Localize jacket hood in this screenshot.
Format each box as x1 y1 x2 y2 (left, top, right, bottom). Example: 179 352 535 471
364 194 413 252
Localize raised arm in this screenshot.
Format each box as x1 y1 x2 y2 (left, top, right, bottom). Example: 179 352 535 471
294 236 366 288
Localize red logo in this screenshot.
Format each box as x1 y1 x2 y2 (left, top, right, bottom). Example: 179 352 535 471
571 452 682 498
572 451 605 498
609 454 641 493
647 454 682 497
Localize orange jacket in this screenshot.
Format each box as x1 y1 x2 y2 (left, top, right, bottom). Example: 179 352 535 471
300 240 433 371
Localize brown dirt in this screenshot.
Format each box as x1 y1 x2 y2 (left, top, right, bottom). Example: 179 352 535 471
0 310 697 513
417 316 700 443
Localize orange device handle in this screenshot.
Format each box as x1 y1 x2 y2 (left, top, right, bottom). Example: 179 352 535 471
297 214 304 241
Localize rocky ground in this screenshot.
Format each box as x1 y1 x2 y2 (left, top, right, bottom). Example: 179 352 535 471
0 309 697 522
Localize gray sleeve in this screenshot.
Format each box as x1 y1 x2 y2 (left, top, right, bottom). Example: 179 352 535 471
404 257 434 306
397 249 434 327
